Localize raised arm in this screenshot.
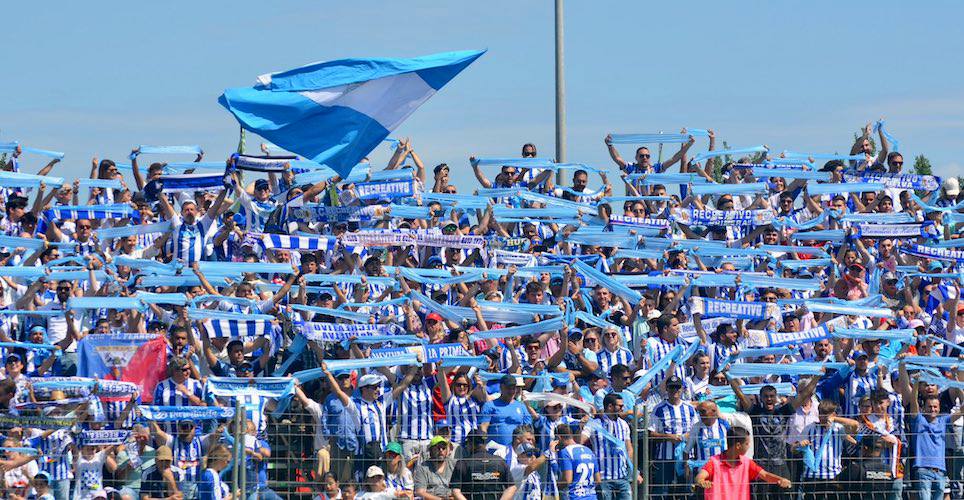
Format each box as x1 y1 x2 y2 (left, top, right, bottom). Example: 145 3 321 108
604 135 628 169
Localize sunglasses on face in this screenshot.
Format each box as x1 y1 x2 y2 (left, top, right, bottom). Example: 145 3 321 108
637 154 651 159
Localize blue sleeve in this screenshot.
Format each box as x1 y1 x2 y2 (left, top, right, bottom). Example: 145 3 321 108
479 401 493 424
197 470 216 500
558 448 573 472
152 384 164 404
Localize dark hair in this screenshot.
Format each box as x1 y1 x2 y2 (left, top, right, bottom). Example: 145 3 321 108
301 254 317 265
726 426 750 448
525 281 544 295
573 169 588 178
602 392 623 409
759 385 777 397
609 364 630 380
227 340 244 352
818 399 838 415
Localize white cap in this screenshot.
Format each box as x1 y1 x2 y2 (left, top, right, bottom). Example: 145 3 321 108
366 465 385 478
358 374 381 388
944 177 960 197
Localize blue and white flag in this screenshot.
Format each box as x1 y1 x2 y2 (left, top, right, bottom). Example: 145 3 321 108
45 203 138 221
261 233 337 251
670 208 775 227
690 297 777 321
231 153 294 173
844 171 941 191
355 179 416 200
900 244 964 263
219 50 485 179
204 319 273 339
138 405 235 422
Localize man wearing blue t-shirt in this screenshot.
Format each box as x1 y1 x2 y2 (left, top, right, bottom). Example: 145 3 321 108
480 375 533 447
556 423 600 500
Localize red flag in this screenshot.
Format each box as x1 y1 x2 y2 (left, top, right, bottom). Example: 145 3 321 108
120 336 169 403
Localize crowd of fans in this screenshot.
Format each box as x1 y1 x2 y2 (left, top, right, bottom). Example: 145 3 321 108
0 122 961 500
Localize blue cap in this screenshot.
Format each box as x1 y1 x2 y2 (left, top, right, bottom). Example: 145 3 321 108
851 350 869 361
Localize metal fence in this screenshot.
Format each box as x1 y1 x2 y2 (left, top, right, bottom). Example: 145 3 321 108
6 404 964 500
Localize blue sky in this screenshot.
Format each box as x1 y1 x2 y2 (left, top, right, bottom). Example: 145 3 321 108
3 1 962 187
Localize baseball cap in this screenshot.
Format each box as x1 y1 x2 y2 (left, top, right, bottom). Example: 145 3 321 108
426 255 444 267
426 312 443 322
33 471 51 483
944 177 960 197
366 465 385 478
500 374 525 387
851 350 869 360
29 325 46 334
238 361 254 372
5 352 22 363
358 374 382 388
665 375 684 389
927 261 944 272
254 179 270 190
429 436 450 449
908 319 926 330
882 272 899 283
385 442 403 456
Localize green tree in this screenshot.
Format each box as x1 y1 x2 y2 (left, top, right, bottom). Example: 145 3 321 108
913 154 933 176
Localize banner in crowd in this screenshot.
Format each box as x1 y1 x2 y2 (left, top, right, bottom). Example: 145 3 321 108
79 430 131 446
77 334 168 403
355 179 416 200
690 297 777 320
608 215 671 229
340 229 485 249
138 405 236 422
370 342 471 363
766 325 832 347
299 321 391 342
900 244 964 263
855 223 928 239
844 171 941 191
204 319 274 339
261 233 338 251
206 377 296 399
0 414 78 429
491 249 538 267
669 208 775 227
289 205 374 223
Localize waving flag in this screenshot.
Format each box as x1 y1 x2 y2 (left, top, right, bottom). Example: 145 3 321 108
77 334 169 403
218 50 485 179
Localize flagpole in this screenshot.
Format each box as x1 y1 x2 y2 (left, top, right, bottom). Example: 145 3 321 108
554 0 566 185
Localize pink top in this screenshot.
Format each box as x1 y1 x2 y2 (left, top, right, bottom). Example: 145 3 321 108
700 454 762 500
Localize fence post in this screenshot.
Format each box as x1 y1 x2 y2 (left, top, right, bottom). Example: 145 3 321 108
631 401 639 500
238 401 248 497
232 399 242 497
641 405 650 500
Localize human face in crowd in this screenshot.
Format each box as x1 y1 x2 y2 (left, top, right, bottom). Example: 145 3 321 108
693 355 711 378
878 196 893 212
5 356 22 377
499 380 520 402
760 388 779 411
831 196 846 212
602 328 621 350
522 145 537 158
605 398 625 418
697 402 719 426
572 172 588 191
594 287 612 308
717 195 734 210
924 397 941 419
813 339 833 359
452 375 471 397
526 286 544 305
763 229 779 244
181 201 198 223
635 147 651 168
176 420 196 441
75 220 93 240
632 202 646 217
56 282 72 303
582 332 599 351
524 341 542 364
